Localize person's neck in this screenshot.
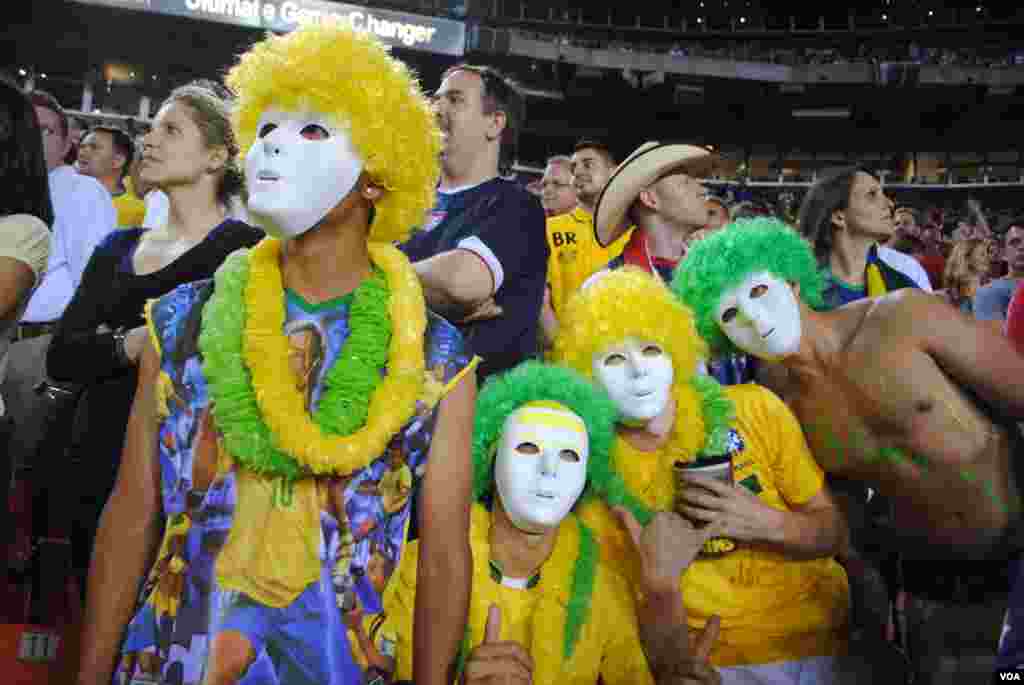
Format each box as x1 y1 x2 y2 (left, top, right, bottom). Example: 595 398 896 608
577 194 597 216
1009 268 1024 280
281 217 373 305
781 304 855 385
164 183 227 243
642 216 694 263
829 231 875 287
489 500 558 580
439 150 500 192
101 175 125 197
618 397 676 452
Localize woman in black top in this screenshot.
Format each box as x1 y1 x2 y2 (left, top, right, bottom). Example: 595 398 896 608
46 83 262 586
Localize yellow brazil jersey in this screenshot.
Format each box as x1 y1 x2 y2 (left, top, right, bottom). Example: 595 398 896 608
578 384 850 668
379 505 654 685
546 207 633 317
113 178 147 229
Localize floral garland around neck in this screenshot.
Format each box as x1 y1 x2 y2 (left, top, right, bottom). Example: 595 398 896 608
198 238 426 481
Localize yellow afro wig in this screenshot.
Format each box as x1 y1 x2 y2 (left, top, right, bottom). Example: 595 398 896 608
552 268 707 384
226 24 441 244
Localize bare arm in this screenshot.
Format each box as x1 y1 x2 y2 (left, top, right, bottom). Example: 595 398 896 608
77 338 164 684
769 488 848 559
539 285 559 351
916 291 1024 418
413 250 494 321
414 369 476 685
678 478 846 560
0 256 35 321
617 509 722 685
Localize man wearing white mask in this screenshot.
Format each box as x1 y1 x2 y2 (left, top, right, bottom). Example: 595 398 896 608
673 217 1024 559
553 269 855 684
588 141 755 386
674 217 1024 682
379 361 723 685
77 26 477 685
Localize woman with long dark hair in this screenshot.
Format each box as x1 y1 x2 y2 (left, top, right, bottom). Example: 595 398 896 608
797 167 932 310
0 77 52 562
45 82 262 592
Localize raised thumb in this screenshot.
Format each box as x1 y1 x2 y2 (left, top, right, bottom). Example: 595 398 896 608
483 603 501 643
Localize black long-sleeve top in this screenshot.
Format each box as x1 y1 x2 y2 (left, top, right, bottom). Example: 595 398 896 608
47 220 263 473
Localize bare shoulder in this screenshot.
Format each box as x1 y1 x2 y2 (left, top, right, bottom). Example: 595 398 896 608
865 288 955 333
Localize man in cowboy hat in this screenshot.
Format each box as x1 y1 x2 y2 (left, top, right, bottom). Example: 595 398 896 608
591 141 714 283
588 141 756 385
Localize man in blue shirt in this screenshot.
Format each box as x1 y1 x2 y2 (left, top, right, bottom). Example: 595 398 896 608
401 65 548 381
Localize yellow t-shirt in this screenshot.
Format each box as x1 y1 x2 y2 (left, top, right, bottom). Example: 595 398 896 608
380 505 654 685
113 178 147 229
579 384 849 667
546 207 633 317
215 470 327 608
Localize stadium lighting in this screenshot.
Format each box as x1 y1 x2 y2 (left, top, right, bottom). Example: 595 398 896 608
882 13 887 20
18 68 26 76
740 16 746 23
697 17 703 24
40 73 47 79
792 108 850 119
928 10 933 16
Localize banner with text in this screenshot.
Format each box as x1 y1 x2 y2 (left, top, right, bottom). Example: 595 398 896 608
68 0 465 55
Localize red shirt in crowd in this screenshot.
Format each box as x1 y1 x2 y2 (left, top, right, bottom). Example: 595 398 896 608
1007 281 1024 355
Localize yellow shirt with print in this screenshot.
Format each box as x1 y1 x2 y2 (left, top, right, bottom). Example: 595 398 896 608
114 178 147 229
578 384 849 667
546 207 633 317
380 505 654 685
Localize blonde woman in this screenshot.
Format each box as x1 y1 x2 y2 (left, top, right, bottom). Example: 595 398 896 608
941 238 990 315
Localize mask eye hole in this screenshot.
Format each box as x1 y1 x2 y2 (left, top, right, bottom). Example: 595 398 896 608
559 449 580 463
721 307 738 323
750 284 768 298
300 124 330 141
604 353 626 366
258 123 277 138
642 345 662 357
515 442 540 455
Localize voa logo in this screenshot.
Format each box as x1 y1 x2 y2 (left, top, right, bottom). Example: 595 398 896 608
1000 672 1022 680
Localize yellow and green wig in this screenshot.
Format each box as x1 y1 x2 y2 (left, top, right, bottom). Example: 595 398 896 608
671 217 825 358
552 268 736 476
468 361 646 664
226 23 441 244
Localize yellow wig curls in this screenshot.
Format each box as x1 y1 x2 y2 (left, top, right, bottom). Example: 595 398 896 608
226 24 441 244
552 268 707 385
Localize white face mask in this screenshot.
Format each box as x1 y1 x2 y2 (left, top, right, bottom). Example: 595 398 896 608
494 406 589 535
592 337 674 425
245 108 363 240
716 271 802 361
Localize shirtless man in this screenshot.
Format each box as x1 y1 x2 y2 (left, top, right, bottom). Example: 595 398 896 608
673 217 1024 560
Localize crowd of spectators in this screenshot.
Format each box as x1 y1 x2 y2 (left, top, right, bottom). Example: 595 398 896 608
517 29 1024 70
2 45 1024 685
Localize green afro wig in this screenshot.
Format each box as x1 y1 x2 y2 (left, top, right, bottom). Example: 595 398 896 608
472 361 647 518
671 217 825 357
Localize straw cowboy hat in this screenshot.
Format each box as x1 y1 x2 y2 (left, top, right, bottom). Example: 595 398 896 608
594 142 716 247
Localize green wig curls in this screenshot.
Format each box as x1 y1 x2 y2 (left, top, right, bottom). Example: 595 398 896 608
464 360 646 668
473 360 646 517
671 217 826 357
